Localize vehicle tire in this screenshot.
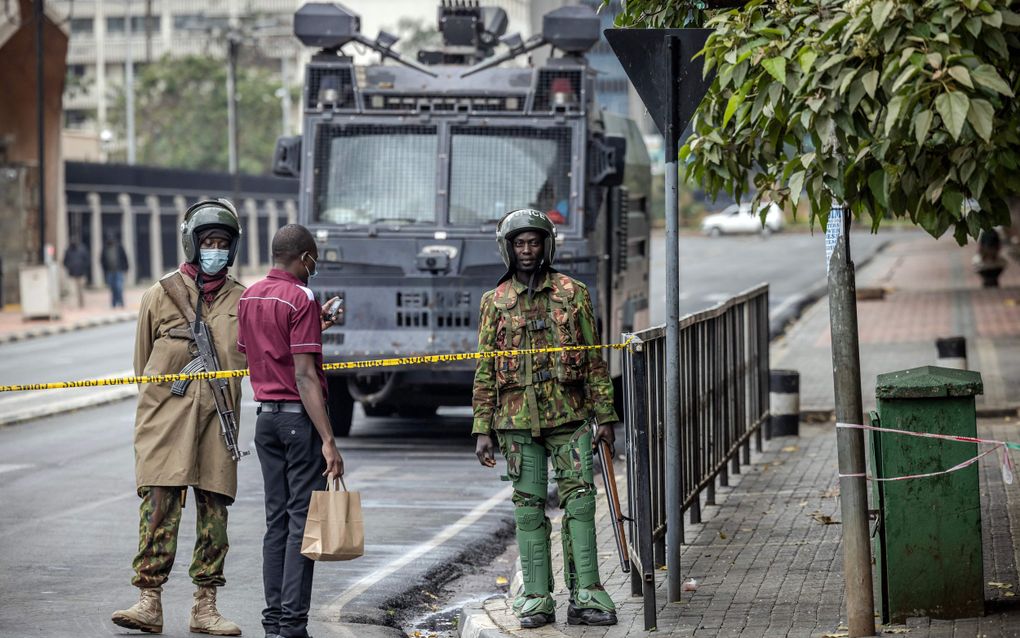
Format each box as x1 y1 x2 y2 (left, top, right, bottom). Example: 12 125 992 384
362 403 393 418
396 405 438 419
327 377 355 437
708 226 722 237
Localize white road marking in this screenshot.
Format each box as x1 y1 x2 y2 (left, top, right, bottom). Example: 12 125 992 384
322 484 513 616
0 463 33 474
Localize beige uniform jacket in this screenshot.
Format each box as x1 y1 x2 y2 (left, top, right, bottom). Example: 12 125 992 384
132 271 246 501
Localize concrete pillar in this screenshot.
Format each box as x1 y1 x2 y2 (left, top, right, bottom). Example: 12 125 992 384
245 198 259 271
88 192 102 285
266 199 279 256
118 193 136 285
96 0 107 131
284 199 297 225
174 195 187 265
146 194 162 280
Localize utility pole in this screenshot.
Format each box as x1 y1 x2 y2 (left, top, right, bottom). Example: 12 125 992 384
35 0 46 264
605 27 714 604
826 206 876 638
279 56 292 137
144 0 153 62
226 32 239 175
125 0 136 165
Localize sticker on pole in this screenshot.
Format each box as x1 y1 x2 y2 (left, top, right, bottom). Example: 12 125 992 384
1002 446 1015 485
824 206 845 275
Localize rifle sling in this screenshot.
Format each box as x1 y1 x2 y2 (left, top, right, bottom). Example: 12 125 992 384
159 272 198 325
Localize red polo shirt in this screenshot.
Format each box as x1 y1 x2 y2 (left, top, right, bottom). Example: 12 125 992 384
237 268 327 402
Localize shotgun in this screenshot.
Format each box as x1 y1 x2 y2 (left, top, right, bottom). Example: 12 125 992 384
594 422 630 573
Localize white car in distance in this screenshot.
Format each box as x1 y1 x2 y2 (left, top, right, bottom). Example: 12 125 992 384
701 202 784 236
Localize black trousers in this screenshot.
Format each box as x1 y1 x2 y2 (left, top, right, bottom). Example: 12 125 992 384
255 409 326 638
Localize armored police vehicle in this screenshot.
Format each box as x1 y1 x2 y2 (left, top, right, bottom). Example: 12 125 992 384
274 1 651 436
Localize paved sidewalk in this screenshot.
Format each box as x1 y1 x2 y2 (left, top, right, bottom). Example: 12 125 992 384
772 236 1020 415
0 284 144 343
460 236 1020 638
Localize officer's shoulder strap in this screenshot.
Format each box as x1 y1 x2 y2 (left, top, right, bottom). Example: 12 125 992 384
491 279 518 310
159 271 197 324
549 272 580 305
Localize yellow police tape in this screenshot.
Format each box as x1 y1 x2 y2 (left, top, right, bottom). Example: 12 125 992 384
0 340 634 393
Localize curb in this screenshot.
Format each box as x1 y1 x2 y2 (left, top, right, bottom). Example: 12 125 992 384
0 386 138 427
767 239 892 341
458 602 512 638
0 311 137 344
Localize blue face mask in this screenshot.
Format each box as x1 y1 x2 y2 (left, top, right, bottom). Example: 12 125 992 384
199 248 230 274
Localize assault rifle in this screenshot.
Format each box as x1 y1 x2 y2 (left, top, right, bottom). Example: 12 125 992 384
593 421 630 573
160 272 249 462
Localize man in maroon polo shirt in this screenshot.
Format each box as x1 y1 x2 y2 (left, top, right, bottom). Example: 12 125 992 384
237 223 343 638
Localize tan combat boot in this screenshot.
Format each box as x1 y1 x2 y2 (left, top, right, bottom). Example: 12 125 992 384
189 585 242 636
111 587 164 634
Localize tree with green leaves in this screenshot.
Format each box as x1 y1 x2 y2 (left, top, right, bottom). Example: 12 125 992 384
616 0 1020 243
611 2 1018 636
108 54 287 174
388 17 442 57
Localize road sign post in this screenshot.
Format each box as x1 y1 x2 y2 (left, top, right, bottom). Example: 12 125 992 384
606 27 712 603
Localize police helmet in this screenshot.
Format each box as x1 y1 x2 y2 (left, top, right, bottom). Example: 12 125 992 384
496 208 557 269
180 199 242 266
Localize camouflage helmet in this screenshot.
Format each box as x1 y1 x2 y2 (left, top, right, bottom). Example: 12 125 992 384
496 208 557 269
180 199 242 266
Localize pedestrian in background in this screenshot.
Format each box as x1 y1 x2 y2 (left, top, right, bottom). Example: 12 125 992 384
472 209 620 629
62 240 90 308
111 200 246 636
237 223 343 638
101 232 129 308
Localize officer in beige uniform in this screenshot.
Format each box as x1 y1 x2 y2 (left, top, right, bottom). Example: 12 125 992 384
112 200 246 636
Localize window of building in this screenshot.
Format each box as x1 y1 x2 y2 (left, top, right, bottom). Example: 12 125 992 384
68 64 87 78
173 13 202 29
106 16 126 33
173 13 229 32
65 110 91 129
69 17 94 35
130 15 160 32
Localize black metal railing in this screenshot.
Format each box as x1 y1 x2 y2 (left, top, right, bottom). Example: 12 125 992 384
623 284 770 630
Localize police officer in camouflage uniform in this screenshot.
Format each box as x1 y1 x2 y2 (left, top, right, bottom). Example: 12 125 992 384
473 209 619 628
112 200 246 636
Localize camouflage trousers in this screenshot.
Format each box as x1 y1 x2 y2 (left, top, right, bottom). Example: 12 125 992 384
131 486 230 589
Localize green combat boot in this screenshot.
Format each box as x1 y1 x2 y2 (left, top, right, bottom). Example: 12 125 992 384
513 504 556 628
111 587 163 634
189 586 242 636
562 489 617 626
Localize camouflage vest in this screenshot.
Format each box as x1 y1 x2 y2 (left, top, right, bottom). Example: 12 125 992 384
490 272 587 394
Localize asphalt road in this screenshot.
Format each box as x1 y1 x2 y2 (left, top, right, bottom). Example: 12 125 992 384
650 227 918 328
0 229 923 637
0 395 511 637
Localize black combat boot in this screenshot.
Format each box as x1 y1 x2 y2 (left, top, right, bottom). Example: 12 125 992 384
519 612 556 629
567 602 617 626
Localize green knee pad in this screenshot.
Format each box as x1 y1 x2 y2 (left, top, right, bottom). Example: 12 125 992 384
514 505 553 597
562 490 611 604
501 432 548 500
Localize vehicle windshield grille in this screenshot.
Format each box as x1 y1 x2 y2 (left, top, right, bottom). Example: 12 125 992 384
314 125 438 224
448 126 572 226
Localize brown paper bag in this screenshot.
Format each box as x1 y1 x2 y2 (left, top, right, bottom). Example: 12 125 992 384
301 476 364 561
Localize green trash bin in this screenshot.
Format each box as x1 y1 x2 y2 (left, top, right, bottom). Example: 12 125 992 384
869 365 985 624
